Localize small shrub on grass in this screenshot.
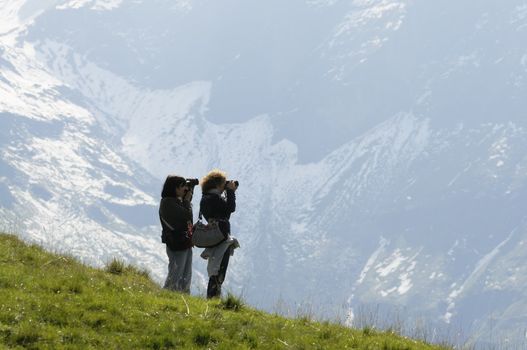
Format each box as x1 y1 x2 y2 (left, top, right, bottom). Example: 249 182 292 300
192 329 214 347
319 328 333 340
105 258 125 275
220 293 244 311
60 330 84 345
0 324 12 340
39 304 69 326
0 277 12 288
141 334 177 350
104 258 150 278
242 331 258 348
126 265 151 279
67 281 83 294
10 322 41 347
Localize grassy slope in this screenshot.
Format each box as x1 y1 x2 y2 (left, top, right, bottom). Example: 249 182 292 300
0 233 450 350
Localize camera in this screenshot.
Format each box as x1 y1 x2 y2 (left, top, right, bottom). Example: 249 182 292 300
185 178 199 188
226 180 239 188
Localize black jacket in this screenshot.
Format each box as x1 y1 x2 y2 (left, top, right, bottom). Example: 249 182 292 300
159 197 193 250
199 189 236 234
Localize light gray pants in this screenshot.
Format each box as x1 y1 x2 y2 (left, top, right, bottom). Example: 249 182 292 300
163 246 192 293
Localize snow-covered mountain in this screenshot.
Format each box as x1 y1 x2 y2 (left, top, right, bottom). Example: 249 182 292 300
1 1 527 347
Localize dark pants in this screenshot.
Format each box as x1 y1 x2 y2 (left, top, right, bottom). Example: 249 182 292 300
207 246 233 298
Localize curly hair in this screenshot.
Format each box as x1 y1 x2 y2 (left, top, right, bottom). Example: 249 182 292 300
201 169 227 193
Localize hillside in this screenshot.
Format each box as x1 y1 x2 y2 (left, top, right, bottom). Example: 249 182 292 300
0 233 448 350
2 1 527 346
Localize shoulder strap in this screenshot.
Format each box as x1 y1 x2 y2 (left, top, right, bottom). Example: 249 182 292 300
160 216 175 231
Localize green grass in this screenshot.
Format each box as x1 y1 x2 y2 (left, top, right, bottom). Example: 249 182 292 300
0 233 451 349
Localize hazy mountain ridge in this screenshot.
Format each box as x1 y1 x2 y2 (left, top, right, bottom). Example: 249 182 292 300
1 1 527 347
0 23 167 279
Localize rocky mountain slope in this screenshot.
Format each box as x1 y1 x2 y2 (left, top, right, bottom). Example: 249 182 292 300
1 1 527 347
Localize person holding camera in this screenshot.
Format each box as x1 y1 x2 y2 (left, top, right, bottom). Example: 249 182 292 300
199 169 240 298
159 175 198 293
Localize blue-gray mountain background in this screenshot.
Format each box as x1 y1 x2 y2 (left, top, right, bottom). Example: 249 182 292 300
1 1 527 348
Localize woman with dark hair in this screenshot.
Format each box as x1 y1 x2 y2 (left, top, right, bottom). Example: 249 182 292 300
159 175 194 293
199 169 240 298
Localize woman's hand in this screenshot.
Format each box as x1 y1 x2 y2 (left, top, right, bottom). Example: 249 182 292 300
226 181 237 191
183 189 193 201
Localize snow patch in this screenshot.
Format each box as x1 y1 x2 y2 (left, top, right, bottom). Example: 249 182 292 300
0 41 93 123
397 273 413 295
376 249 406 277
511 5 527 31
521 54 527 71
325 0 406 79
57 0 123 11
290 221 308 234
57 0 92 9
306 0 340 7
444 229 516 323
357 236 389 284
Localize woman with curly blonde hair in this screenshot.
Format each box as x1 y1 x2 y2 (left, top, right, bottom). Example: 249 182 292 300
199 169 240 298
